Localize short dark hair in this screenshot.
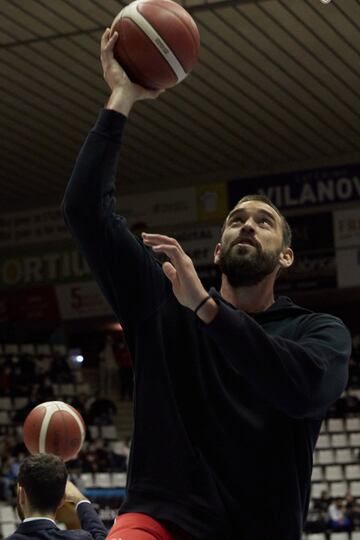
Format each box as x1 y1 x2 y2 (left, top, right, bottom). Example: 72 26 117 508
18 454 67 513
222 194 292 247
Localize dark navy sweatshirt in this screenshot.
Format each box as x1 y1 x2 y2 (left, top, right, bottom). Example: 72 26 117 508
62 109 351 540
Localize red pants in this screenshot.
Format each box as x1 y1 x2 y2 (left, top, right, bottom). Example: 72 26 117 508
106 513 193 540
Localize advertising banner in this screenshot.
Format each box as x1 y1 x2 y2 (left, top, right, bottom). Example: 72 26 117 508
0 285 60 322
0 206 69 248
0 249 91 289
55 281 113 320
196 182 228 222
229 164 360 211
174 225 221 267
276 212 337 291
334 207 360 288
118 186 197 228
0 187 199 250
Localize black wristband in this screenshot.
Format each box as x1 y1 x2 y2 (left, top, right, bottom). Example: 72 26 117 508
194 295 212 315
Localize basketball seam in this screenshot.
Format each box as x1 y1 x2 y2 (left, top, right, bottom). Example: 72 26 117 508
138 0 199 58
38 402 57 453
120 23 178 88
123 3 187 82
68 405 86 446
59 402 69 456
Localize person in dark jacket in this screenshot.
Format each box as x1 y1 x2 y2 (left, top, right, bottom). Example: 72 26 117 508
5 454 106 540
61 28 352 540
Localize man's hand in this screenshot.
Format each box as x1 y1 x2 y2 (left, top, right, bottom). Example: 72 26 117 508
55 482 86 529
55 502 81 530
64 480 88 505
100 28 163 116
142 233 211 310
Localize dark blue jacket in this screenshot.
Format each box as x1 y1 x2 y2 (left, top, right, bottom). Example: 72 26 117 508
5 503 107 540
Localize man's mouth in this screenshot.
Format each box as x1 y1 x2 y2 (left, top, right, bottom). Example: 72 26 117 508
233 238 257 247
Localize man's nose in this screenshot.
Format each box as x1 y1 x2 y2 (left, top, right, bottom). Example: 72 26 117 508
241 219 256 233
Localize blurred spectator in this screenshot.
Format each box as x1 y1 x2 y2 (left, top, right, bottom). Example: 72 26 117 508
51 353 73 383
304 501 326 535
352 334 360 358
99 335 118 395
88 394 117 426
37 377 56 402
349 356 360 387
71 393 91 424
337 390 360 417
10 355 28 396
117 437 131 470
327 497 352 532
313 490 329 516
0 356 11 396
1 454 23 503
115 335 133 401
19 354 36 386
82 441 98 473
1 457 15 502
13 391 40 424
344 492 360 529
35 354 52 384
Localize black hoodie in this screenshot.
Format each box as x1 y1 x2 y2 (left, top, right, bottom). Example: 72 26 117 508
63 109 351 540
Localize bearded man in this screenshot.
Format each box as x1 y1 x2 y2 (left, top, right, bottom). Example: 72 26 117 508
62 28 351 540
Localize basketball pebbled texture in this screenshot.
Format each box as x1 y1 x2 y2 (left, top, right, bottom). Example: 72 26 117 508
23 401 85 462
111 0 200 89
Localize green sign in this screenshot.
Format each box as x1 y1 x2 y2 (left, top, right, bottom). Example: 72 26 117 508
0 248 91 288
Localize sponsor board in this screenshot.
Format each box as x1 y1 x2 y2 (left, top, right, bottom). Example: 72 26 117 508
277 212 337 291
0 249 91 288
196 182 228 222
334 207 360 288
0 206 69 248
118 187 197 228
55 281 113 320
0 285 60 322
229 164 360 211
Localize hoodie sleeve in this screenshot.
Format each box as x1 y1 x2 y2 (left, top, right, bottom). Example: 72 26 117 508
76 502 107 540
62 109 170 331
200 299 351 419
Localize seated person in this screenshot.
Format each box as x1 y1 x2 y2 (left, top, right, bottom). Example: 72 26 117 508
6 453 107 540
327 497 352 532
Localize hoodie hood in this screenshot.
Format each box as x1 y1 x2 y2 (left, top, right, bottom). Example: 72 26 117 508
210 288 313 323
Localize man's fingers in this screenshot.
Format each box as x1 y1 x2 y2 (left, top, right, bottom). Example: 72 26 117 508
106 30 119 51
100 28 118 57
151 245 192 276
101 28 111 48
142 233 181 250
152 244 178 258
162 261 177 283
100 29 119 74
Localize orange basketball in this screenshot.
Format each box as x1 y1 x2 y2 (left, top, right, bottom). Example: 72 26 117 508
111 0 200 90
23 401 85 462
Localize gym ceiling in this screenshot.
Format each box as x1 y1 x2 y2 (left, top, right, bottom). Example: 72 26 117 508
0 0 359 212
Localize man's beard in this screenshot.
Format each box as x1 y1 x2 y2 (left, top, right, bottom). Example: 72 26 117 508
218 242 280 287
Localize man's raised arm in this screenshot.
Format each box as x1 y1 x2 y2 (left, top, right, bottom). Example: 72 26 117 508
61 29 168 329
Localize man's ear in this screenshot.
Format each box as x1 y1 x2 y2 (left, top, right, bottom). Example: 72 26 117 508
213 242 222 265
57 495 66 511
18 485 26 505
279 247 294 269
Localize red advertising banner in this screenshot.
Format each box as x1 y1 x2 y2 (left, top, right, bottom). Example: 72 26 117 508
0 285 60 322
